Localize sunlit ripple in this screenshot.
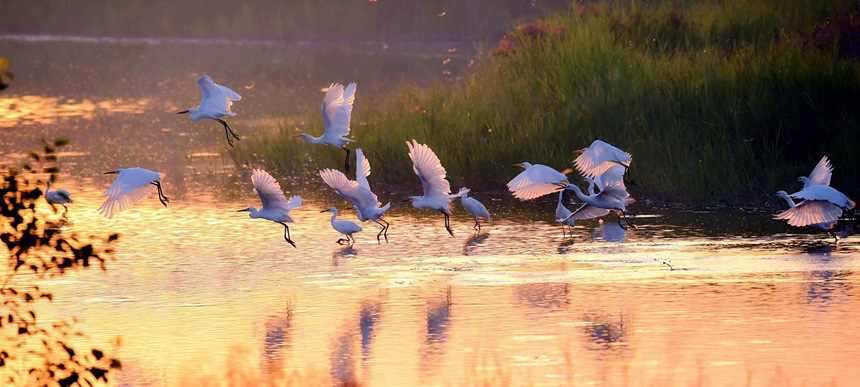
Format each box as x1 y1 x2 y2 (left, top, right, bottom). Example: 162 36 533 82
0 95 150 128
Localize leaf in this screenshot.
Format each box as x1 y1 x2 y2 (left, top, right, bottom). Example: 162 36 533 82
109 359 122 369
53 137 70 147
91 349 103 360
27 152 40 161
0 57 7 71
90 367 108 381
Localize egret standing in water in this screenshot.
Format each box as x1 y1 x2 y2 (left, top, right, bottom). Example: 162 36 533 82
321 207 362 244
293 83 357 172
237 169 302 248
558 165 635 229
177 75 242 148
406 140 455 236
452 187 490 230
574 140 634 185
555 191 576 237
506 162 571 200
45 180 73 216
319 149 391 239
98 167 168 219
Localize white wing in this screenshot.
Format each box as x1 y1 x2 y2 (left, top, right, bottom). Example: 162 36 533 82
791 185 855 209
319 168 363 205
507 164 568 200
407 140 451 200
98 168 161 219
774 200 842 227
355 148 372 190
198 75 241 114
286 195 302 211
251 169 290 211
806 155 832 187
571 203 611 220
322 82 355 138
594 164 627 192
574 140 632 178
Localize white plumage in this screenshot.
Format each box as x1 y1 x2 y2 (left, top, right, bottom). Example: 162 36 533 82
293 82 357 172
98 167 168 219
555 191 576 236
558 169 635 229
321 207 362 244
406 139 455 236
774 191 840 229
319 148 391 239
452 187 490 230
177 75 243 147
506 162 571 200
799 155 833 188
45 180 73 216
574 140 632 178
238 169 302 247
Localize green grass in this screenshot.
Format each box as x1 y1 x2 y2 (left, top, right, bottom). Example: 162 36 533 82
234 0 860 203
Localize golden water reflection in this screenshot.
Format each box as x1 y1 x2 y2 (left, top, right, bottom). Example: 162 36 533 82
0 95 150 128
19 187 860 386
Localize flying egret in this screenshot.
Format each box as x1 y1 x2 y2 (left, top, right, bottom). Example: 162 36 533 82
293 82 357 172
507 162 571 200
555 191 576 237
558 166 635 229
237 169 302 248
321 207 363 244
798 155 832 188
774 190 840 242
319 149 391 239
98 168 168 219
452 187 490 230
406 139 455 236
177 75 242 148
45 180 73 216
574 140 634 185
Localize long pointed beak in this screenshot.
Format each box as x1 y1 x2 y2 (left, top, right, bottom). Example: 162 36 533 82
236 208 250 212
345 206 355 210
176 110 189 114
402 198 412 202
290 134 301 138
574 149 585 154
513 163 523 167
104 170 119 174
320 209 330 213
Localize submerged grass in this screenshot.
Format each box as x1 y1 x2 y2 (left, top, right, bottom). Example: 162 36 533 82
233 0 860 204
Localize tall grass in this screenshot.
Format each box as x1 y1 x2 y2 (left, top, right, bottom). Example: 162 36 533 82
234 0 860 203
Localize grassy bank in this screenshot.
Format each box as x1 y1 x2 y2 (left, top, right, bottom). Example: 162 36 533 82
234 0 860 203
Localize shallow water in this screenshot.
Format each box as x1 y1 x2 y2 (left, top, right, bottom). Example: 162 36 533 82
2 39 860 386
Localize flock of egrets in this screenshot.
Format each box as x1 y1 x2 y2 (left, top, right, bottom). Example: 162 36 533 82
43 75 855 246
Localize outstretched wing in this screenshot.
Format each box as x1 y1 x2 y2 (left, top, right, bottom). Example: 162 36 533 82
198 75 241 114
571 203 611 221
286 195 302 211
806 155 832 187
574 140 632 178
319 168 363 205
774 200 841 227
594 164 627 192
322 82 356 138
507 165 567 200
407 140 451 200
99 169 160 219
791 185 855 209
355 148 372 190
251 169 290 211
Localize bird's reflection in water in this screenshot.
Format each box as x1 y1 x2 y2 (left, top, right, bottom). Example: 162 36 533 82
332 245 358 266
421 286 452 373
360 299 384 362
262 300 293 378
581 312 630 362
463 232 490 256
514 283 570 310
590 220 629 242
329 293 386 385
557 238 576 254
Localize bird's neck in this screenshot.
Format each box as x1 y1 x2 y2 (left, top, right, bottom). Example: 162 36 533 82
568 185 590 202
778 194 796 208
330 212 339 225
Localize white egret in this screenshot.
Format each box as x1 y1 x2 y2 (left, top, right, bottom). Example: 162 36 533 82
507 162 571 200
45 180 73 216
177 75 242 148
319 149 391 239
452 187 490 230
774 190 840 242
555 191 577 237
237 169 302 248
98 168 168 219
406 139 455 236
574 140 634 184
321 207 362 244
798 155 832 188
293 82 357 172
558 166 635 229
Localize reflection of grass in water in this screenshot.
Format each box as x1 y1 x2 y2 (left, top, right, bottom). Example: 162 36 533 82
235 0 860 204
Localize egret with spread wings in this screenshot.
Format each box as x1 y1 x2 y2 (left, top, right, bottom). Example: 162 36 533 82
237 169 302 247
319 148 391 239
177 75 243 148
406 140 455 236
293 82 357 172
99 167 169 219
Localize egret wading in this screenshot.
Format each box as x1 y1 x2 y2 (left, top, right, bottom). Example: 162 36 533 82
555 191 576 237
177 75 242 148
452 187 490 230
321 207 362 244
319 149 391 239
775 190 840 242
45 180 73 217
293 82 357 172
559 166 635 229
574 140 634 185
406 139 455 236
507 162 571 200
99 168 168 219
237 169 302 248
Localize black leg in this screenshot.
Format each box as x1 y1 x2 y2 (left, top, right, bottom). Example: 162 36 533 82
151 181 169 207
62 204 69 217
217 119 240 148
624 211 637 229
343 147 351 173
279 222 296 248
374 218 389 240
622 164 637 187
337 238 347 245
443 212 454 237
473 217 480 230
831 231 839 244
